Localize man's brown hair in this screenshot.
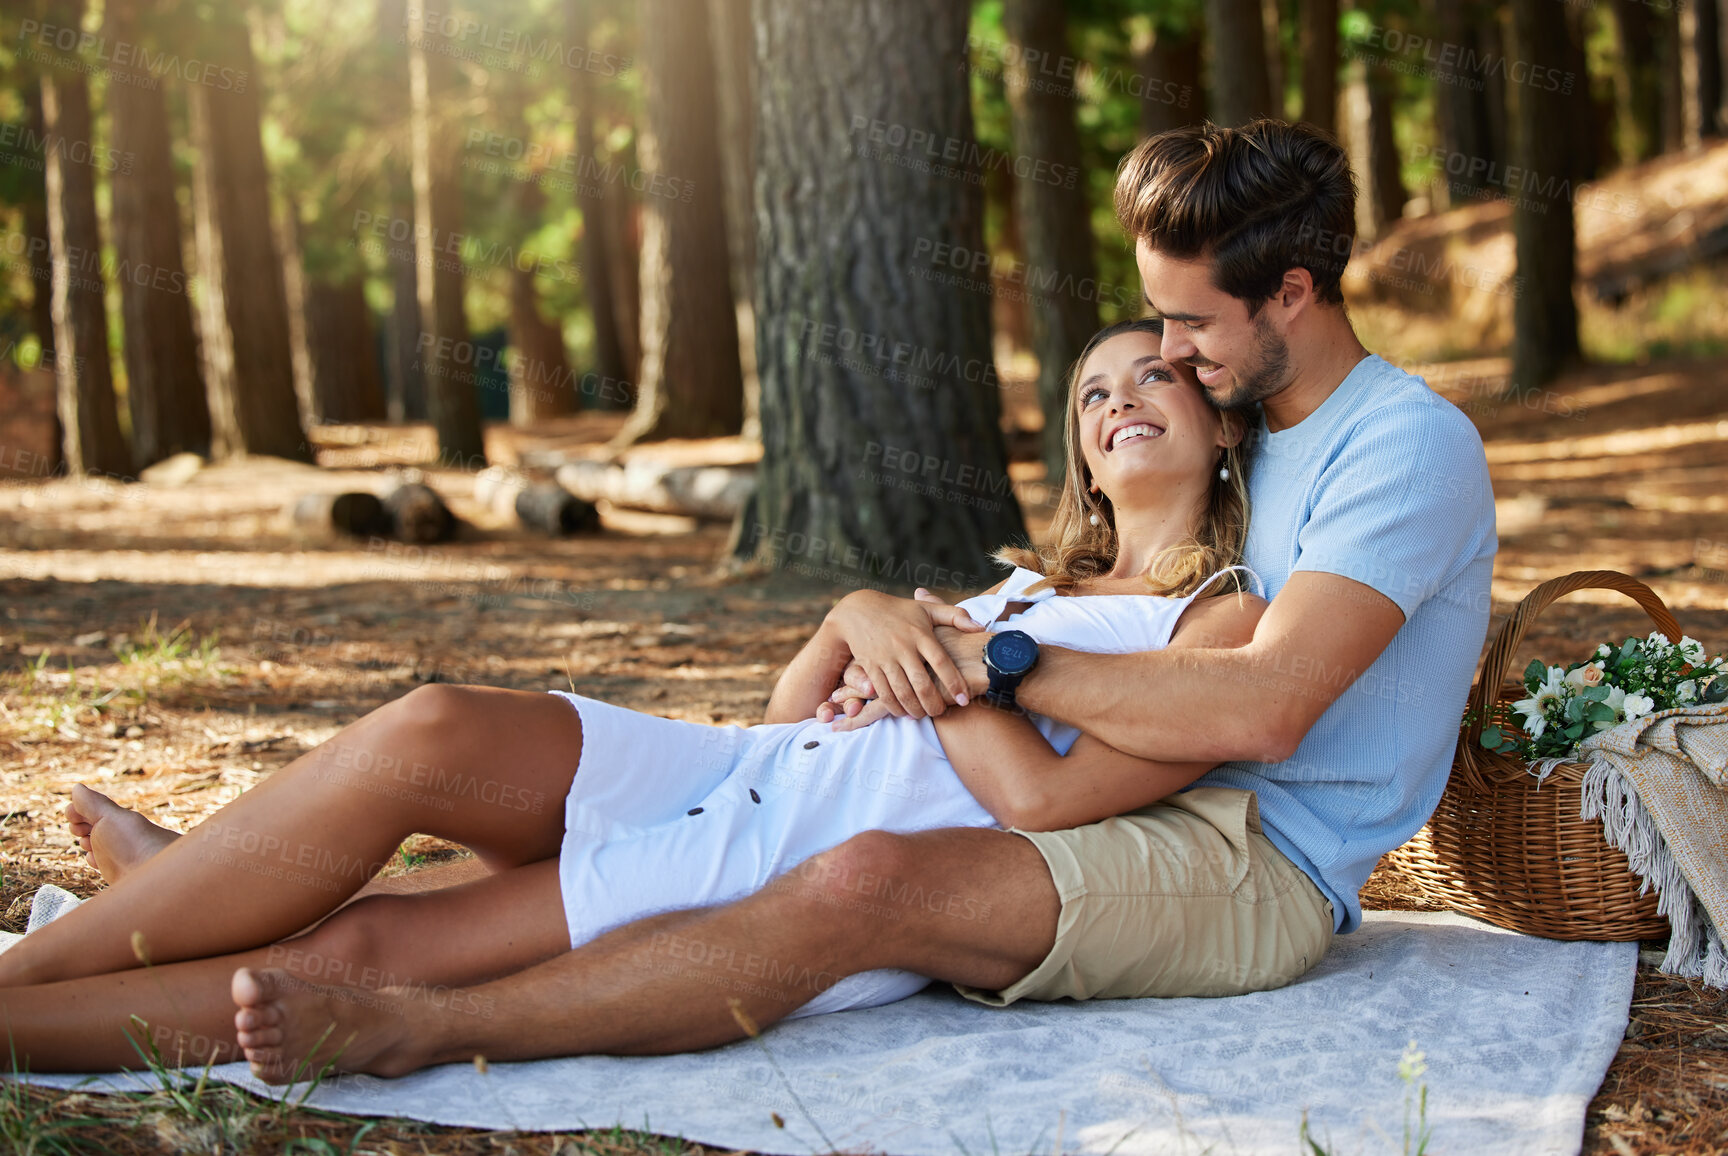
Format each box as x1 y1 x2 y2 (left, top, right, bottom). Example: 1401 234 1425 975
1114 119 1357 309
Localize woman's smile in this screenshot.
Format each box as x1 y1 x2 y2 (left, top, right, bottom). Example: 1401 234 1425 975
1106 421 1166 452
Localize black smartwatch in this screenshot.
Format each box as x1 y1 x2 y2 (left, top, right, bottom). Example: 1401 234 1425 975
982 629 1039 713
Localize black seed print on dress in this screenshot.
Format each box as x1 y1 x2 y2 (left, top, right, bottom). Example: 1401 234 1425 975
803 740 820 749
749 789 761 803
687 807 704 815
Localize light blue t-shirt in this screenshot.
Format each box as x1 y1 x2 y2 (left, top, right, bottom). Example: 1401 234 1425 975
1189 354 1497 934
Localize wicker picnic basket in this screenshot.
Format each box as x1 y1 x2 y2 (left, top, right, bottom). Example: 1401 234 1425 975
1384 570 1680 940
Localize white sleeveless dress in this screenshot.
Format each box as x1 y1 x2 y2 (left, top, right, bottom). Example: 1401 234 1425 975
550 564 1261 1017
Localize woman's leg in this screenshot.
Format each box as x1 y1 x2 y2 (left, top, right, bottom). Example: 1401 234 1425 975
0 859 567 1073
0 684 582 988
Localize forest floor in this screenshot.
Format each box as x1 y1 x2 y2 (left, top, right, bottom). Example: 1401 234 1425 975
2 348 1728 1153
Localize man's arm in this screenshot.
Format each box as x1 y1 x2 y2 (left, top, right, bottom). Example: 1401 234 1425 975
924 572 1405 765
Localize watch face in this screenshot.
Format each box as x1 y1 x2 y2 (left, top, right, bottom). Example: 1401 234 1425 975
988 630 1039 676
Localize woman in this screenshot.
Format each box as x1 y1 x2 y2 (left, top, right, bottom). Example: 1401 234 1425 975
0 318 1263 1078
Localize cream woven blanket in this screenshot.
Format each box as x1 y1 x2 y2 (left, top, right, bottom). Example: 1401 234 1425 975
1561 701 1728 985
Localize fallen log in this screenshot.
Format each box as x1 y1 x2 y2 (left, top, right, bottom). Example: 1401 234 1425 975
289 491 389 538
515 481 601 535
550 459 755 521
384 482 457 543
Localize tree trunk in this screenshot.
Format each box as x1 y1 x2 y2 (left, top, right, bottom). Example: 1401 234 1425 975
1133 18 1206 137
506 175 576 426
508 264 577 427
1481 11 1512 170
106 0 209 467
1610 0 1663 163
374 0 424 423
1206 0 1275 125
1559 1 1603 182
1263 0 1287 117
40 0 130 478
1342 61 1376 239
1507 0 1581 394
384 184 426 422
1681 0 1721 144
605 191 642 400
739 0 1026 585
305 279 386 423
1003 0 1099 483
1721 0 1728 133
408 8 486 466
1430 0 1508 205
277 199 319 423
1367 62 1405 229
187 14 311 463
617 0 743 444
708 0 762 440
1659 3 1686 152
1299 0 1338 134
566 0 631 399
1699 0 1722 138
19 81 63 476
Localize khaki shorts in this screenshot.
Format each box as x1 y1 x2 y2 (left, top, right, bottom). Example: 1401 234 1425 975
955 787 1334 1005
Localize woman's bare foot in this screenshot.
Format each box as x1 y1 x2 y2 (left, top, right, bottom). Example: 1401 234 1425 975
232 967 424 1083
64 784 180 883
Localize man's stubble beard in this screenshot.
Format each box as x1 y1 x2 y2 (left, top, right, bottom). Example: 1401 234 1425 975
1209 313 1292 414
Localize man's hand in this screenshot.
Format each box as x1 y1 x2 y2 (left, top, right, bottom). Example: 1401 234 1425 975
819 588 984 721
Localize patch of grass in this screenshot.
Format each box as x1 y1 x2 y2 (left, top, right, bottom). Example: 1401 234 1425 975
0 614 236 742
0 1042 109 1156
1 650 136 741
114 612 233 692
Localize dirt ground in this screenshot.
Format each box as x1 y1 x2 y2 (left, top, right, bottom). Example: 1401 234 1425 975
2 351 1727 1154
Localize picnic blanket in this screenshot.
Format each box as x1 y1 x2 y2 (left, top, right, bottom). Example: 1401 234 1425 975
10 886 1634 1156
1540 701 1728 986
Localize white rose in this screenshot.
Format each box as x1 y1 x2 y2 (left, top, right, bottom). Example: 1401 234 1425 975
1623 693 1655 720
1678 680 1698 703
1596 643 1612 658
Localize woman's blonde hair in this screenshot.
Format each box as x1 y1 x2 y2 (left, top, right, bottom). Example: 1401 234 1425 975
997 318 1252 597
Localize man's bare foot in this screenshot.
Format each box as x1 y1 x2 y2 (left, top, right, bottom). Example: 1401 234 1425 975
232 967 424 1083
64 784 180 883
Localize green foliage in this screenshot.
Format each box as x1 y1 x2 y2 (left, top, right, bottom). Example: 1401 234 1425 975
1482 633 1728 761
0 1038 108 1156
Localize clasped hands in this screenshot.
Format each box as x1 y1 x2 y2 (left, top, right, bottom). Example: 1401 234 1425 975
815 588 993 731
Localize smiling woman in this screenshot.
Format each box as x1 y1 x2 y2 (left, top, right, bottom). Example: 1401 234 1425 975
995 317 1253 600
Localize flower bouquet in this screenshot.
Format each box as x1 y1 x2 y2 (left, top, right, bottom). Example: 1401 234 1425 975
1479 632 1728 762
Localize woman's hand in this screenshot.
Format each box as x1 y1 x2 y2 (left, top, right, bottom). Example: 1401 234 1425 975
818 588 985 721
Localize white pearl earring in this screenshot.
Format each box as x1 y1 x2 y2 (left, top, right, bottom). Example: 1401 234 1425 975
1088 513 1100 527
1219 465 1230 481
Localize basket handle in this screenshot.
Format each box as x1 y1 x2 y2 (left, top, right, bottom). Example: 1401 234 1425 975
1463 570 1683 760
1458 570 1686 787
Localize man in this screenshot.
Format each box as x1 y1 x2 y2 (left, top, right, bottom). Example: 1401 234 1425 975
231 119 1495 1073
